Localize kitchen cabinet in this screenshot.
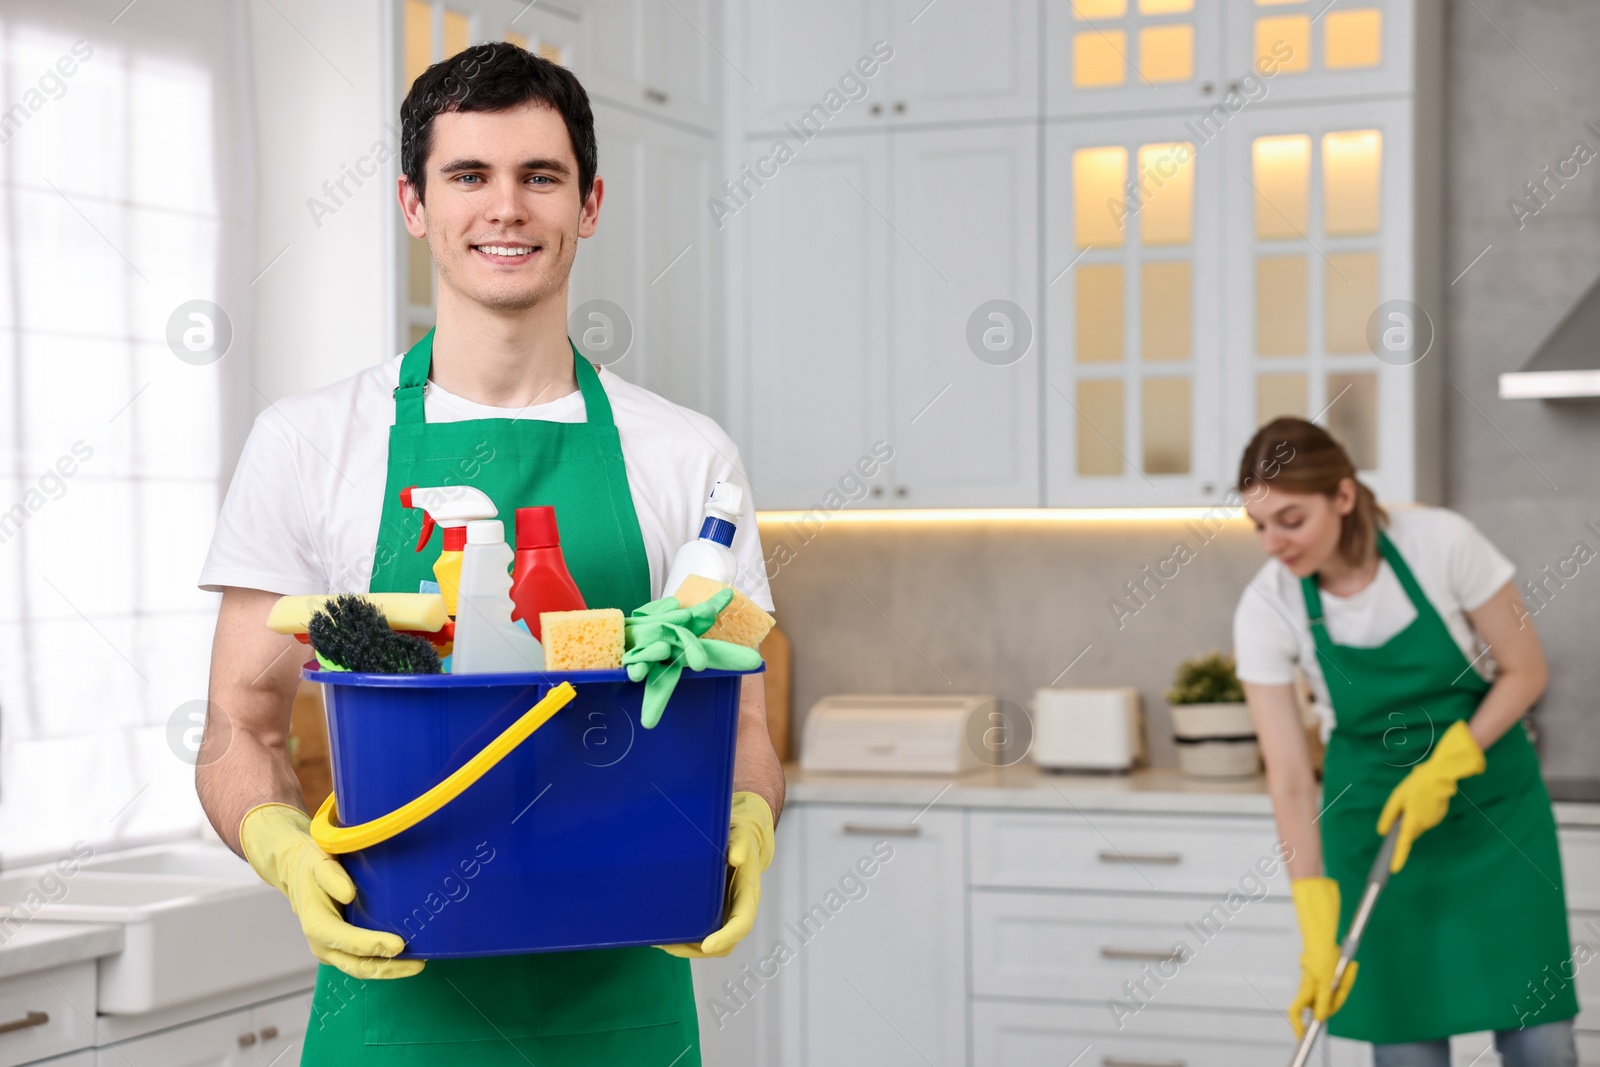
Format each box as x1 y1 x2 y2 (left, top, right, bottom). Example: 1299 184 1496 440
1046 0 1414 119
579 0 719 131
1219 97 1433 506
1044 113 1222 506
733 2 1443 509
1044 0 1226 117
567 103 725 419
0 962 96 1067
798 805 965 1067
740 132 891 509
94 990 310 1067
890 124 1039 507
743 0 1039 134
741 124 1038 509
1222 0 1417 104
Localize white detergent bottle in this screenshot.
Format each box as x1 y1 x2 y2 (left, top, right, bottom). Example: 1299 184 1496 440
661 481 743 599
451 519 546 673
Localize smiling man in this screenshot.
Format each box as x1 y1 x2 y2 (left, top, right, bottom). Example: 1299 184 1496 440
194 43 784 1066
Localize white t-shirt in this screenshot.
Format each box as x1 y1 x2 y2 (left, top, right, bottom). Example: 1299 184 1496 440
1232 506 1515 740
199 354 775 613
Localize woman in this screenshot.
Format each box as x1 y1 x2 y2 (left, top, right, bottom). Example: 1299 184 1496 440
1232 418 1579 1066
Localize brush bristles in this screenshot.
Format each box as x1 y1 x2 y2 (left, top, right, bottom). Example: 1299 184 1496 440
307 594 442 674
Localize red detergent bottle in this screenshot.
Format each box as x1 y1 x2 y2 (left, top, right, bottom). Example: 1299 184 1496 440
510 505 586 640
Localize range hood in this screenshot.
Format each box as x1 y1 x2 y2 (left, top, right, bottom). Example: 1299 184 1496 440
1500 273 1600 399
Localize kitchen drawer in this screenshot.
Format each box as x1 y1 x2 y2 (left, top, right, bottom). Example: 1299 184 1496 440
969 810 1288 895
1562 829 1600 912
1577 1028 1600 1066
0 961 95 1067
972 999 1301 1067
971 889 1297 1009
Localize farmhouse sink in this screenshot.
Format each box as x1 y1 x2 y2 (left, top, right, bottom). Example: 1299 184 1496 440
0 842 315 1014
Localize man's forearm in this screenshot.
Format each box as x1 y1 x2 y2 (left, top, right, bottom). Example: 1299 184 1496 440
197 722 306 854
731 673 786 824
197 589 311 855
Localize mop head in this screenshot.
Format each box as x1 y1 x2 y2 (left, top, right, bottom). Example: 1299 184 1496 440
308 594 443 674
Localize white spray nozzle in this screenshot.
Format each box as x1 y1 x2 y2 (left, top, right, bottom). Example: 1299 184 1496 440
401 484 497 551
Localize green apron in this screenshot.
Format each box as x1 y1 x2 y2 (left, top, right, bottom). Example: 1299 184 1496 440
301 329 702 1066
1305 529 1577 1044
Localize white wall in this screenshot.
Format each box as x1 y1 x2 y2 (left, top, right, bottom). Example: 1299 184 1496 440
245 0 394 419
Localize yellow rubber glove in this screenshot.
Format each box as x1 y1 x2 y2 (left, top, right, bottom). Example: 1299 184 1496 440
1288 876 1358 1039
239 802 423 980
658 792 775 959
1376 719 1486 873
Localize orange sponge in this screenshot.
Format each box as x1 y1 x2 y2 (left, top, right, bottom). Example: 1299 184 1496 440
672 575 775 649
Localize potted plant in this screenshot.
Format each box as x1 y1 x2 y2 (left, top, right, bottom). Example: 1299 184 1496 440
1166 650 1260 778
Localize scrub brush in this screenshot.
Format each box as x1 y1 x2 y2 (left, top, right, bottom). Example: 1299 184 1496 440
308 594 443 674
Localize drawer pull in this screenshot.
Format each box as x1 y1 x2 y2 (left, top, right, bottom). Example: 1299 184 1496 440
1103 1058 1184 1067
239 1032 257 1047
1097 850 1181 865
260 1024 279 1040
842 823 921 837
0 1010 48 1035
1100 945 1185 964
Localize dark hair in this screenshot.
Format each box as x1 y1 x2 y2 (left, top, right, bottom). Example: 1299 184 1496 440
399 41 596 206
1237 417 1387 568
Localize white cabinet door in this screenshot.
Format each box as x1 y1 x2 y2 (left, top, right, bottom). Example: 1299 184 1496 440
570 104 724 417
103 1009 254 1067
1220 98 1418 503
885 0 1040 125
1044 115 1223 506
1044 0 1224 117
740 133 891 509
579 0 719 131
249 990 313 1067
799 806 965 1067
743 1 894 135
1223 0 1419 104
890 123 1040 506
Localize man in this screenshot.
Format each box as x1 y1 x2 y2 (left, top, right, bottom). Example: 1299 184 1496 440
195 42 784 1066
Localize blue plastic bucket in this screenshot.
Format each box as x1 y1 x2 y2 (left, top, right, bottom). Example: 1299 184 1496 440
307 664 760 958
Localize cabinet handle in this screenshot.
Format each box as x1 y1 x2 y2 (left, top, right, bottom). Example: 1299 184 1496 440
643 87 668 105
894 486 907 497
1097 850 1181 865
841 822 921 837
870 103 883 115
1199 81 1214 95
0 1010 48 1035
1100 945 1185 964
260 1024 279 1040
238 1032 258 1047
1103 1058 1185 1067
870 485 884 497
894 100 906 113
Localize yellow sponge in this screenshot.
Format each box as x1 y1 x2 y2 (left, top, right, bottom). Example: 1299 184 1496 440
672 575 775 649
540 608 625 670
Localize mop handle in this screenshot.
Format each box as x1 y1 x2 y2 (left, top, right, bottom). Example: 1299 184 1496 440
1287 822 1402 1067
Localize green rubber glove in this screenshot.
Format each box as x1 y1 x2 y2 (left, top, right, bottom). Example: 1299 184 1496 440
622 589 761 727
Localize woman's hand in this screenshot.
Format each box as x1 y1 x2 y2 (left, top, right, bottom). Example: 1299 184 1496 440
1376 719 1485 872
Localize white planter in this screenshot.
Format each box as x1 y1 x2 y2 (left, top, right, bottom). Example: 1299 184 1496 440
1169 701 1253 739
1170 702 1260 778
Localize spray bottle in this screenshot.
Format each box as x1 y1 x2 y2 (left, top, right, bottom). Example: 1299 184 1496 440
452 519 546 673
400 484 497 616
660 481 744 599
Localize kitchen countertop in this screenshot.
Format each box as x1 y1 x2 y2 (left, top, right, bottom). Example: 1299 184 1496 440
0 920 124 981
783 761 1600 827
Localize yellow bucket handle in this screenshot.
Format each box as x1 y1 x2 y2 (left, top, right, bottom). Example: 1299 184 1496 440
310 681 578 854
